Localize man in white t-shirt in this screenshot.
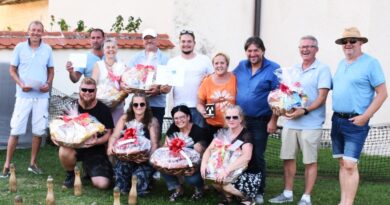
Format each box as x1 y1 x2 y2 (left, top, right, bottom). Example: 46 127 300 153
167 30 213 128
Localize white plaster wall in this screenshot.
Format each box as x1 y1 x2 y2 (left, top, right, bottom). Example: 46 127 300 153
261 0 390 126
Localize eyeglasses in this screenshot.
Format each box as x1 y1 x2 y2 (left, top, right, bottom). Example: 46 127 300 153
174 115 187 121
299 45 317 49
341 38 358 45
180 30 194 35
225 115 239 120
132 102 146 108
80 88 95 93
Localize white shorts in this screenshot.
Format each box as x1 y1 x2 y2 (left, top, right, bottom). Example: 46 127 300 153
10 98 49 137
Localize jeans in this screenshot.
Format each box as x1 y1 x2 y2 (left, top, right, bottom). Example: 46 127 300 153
151 106 165 130
190 108 205 128
245 116 271 195
114 161 153 195
330 114 370 162
161 171 204 191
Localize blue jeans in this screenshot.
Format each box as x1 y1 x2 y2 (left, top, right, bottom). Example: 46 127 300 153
245 116 270 195
190 108 205 128
330 114 370 162
161 171 204 191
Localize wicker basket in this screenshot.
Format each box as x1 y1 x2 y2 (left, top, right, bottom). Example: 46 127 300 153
151 163 199 176
113 150 149 163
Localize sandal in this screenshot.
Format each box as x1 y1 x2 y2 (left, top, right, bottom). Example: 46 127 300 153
169 190 183 202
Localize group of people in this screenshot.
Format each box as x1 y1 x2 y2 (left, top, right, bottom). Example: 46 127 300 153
1 20 387 205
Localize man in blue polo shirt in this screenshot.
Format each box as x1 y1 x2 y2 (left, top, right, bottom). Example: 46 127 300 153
332 27 387 205
233 36 279 204
269 35 332 205
66 28 105 83
2 21 54 177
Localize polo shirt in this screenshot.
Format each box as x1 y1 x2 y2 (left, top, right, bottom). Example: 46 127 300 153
332 53 385 114
233 58 280 117
10 40 54 98
284 60 332 129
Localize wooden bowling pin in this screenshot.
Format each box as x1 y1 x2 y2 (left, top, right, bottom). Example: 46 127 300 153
74 166 82 196
113 186 121 205
128 175 137 205
14 195 23 205
46 175 55 205
9 163 17 192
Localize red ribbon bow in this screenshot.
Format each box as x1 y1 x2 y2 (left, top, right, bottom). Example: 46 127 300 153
279 83 291 94
135 64 156 83
169 138 185 155
123 128 138 144
62 113 90 126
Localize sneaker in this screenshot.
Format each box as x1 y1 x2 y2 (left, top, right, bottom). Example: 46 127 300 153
269 193 293 204
27 164 43 175
255 194 264 204
191 190 203 200
297 199 312 205
0 167 10 178
169 190 183 202
63 172 75 188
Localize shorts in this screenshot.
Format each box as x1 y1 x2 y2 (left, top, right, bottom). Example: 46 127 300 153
76 147 113 179
330 114 370 162
10 98 49 136
280 128 322 164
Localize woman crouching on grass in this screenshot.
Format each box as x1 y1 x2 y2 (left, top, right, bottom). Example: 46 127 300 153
107 93 160 196
200 105 261 205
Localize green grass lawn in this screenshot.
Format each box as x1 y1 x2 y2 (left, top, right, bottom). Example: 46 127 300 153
0 145 389 205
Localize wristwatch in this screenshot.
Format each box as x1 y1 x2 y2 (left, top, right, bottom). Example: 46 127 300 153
303 108 309 115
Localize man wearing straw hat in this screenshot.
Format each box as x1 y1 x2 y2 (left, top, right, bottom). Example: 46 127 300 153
332 27 387 205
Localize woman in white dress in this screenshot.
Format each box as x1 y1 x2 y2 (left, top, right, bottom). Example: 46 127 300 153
92 38 128 124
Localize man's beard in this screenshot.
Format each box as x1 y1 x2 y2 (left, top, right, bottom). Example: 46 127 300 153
80 96 95 108
181 50 193 55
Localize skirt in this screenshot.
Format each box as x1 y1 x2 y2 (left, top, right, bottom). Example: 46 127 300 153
232 171 262 198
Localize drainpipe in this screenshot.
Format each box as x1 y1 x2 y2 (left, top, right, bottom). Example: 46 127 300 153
254 0 261 36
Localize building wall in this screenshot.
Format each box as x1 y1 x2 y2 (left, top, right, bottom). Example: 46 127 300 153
261 0 390 126
0 0 48 31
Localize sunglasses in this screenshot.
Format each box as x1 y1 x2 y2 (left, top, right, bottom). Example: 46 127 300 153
80 88 95 93
225 115 239 120
132 102 146 108
341 38 358 45
180 29 194 35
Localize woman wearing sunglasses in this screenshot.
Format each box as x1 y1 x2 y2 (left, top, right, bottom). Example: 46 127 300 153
197 52 236 145
162 105 207 202
91 38 128 124
107 93 160 196
201 105 261 205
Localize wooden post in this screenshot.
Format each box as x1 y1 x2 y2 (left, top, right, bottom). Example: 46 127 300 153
46 175 55 205
9 163 17 192
74 166 82 196
113 186 121 205
128 175 137 205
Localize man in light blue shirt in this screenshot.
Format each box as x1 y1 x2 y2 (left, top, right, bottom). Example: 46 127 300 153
331 27 387 205
66 28 105 83
2 21 54 177
269 36 331 205
127 28 170 128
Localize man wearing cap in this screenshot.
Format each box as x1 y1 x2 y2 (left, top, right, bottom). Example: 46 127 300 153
66 28 105 83
167 30 213 128
269 35 332 205
332 27 387 205
127 28 170 128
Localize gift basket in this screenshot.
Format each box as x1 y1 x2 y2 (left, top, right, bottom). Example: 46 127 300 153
121 64 156 91
50 103 105 148
268 67 308 115
112 120 151 162
96 65 128 108
150 132 200 176
205 129 247 183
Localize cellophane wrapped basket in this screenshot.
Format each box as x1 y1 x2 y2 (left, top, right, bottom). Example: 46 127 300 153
205 128 247 183
150 132 200 176
50 103 105 148
96 66 128 108
112 120 151 162
121 64 156 91
268 67 308 115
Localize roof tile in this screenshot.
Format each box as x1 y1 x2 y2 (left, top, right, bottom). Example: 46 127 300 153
0 31 174 50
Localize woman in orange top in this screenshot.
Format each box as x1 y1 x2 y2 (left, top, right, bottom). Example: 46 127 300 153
197 53 237 145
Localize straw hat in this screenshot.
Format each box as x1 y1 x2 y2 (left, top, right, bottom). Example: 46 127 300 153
335 27 368 45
